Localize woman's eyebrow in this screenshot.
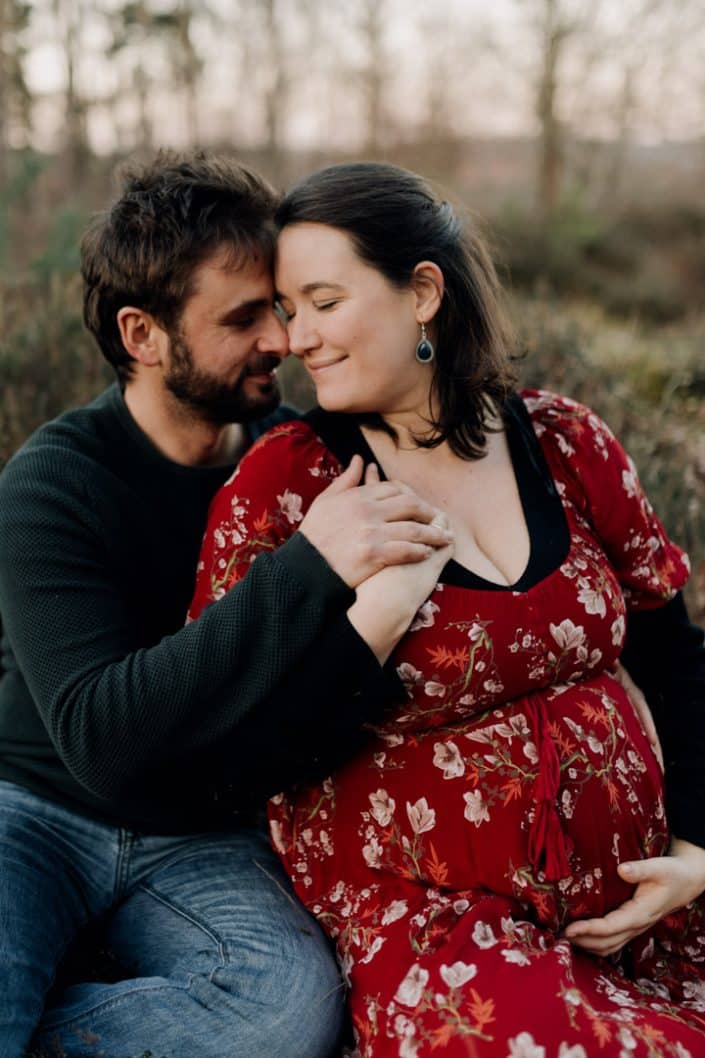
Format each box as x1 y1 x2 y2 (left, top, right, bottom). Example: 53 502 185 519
300 281 346 294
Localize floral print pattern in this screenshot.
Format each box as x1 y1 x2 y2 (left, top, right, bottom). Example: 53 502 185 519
190 391 705 1056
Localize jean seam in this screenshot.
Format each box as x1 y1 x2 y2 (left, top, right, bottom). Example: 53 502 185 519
137 882 228 975
37 975 199 1032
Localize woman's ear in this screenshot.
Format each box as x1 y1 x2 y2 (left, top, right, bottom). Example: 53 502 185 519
117 306 167 368
411 261 444 325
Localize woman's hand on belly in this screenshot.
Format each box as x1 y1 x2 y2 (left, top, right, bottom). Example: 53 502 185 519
563 836 705 955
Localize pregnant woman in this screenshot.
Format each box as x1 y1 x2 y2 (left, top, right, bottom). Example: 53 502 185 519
189 162 705 1056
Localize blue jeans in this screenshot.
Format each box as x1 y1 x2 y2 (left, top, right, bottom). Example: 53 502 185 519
0 780 345 1058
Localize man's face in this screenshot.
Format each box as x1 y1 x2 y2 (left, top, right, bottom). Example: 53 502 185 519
164 247 289 424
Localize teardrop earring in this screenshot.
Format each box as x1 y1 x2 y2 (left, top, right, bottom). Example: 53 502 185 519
415 322 435 364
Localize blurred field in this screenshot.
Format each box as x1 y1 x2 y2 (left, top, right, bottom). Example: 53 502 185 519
1 148 704 622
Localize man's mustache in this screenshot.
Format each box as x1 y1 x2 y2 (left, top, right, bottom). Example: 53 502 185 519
245 356 281 376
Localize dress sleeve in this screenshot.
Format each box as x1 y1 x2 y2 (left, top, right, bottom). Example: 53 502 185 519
523 389 690 610
189 420 343 620
188 419 407 796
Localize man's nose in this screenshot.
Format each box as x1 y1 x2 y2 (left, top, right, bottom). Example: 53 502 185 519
260 310 290 358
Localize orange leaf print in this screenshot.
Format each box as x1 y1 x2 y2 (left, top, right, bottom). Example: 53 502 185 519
426 644 470 672
430 1023 456 1050
579 701 609 728
589 1014 612 1048
642 1024 667 1046
501 776 523 805
252 510 274 533
424 842 449 887
468 988 495 1032
605 778 620 809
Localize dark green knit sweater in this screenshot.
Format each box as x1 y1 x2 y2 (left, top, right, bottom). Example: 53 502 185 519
0 385 398 832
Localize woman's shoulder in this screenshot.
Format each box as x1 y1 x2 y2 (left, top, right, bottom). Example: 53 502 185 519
224 416 343 496
518 387 618 461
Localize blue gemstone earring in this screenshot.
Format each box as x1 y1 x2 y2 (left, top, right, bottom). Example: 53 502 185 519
415 322 435 364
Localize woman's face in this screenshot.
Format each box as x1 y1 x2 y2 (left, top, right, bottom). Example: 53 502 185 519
275 222 432 416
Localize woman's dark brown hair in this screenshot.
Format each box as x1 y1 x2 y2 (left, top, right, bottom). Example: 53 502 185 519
275 162 515 459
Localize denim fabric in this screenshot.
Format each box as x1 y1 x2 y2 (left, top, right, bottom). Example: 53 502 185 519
0 781 345 1058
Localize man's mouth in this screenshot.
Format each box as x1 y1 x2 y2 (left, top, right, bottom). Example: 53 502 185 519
246 358 280 381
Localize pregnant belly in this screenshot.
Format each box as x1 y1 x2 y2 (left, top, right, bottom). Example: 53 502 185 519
272 673 668 931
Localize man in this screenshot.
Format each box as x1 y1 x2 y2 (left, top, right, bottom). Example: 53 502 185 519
0 154 450 1058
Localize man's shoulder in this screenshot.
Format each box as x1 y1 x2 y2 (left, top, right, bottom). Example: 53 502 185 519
247 404 300 444
0 386 123 500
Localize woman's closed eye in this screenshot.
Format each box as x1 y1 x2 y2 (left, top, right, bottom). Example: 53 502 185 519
314 300 341 311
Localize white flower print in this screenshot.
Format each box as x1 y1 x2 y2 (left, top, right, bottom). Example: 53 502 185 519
394 964 429 1007
440 961 477 988
611 615 625 646
409 599 440 632
463 790 490 827
369 789 396 827
400 1039 420 1058
522 741 539 764
577 584 607 618
507 1031 546 1058
432 741 465 779
683 979 705 1009
622 468 638 498
617 1028 637 1051
558 1046 588 1058
472 921 497 948
424 681 446 698
550 619 586 652
406 798 436 835
382 900 409 925
362 835 384 868
277 489 303 524
397 663 423 689
360 935 385 964
502 948 531 966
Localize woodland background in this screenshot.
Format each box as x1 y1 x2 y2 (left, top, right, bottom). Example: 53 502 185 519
1 0 704 617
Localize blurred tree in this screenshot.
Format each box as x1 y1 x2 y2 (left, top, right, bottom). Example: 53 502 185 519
108 2 156 152
359 0 387 154
52 0 91 182
164 1 204 146
0 0 31 186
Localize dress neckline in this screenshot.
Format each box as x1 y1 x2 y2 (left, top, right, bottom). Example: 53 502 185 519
305 392 571 593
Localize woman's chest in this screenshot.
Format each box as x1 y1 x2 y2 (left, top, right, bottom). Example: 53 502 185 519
383 517 626 733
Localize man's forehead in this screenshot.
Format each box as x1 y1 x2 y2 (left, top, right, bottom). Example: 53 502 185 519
189 247 274 301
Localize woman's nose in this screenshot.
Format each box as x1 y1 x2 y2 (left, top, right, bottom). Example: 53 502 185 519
287 313 319 358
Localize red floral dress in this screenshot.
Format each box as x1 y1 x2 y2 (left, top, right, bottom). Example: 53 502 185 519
189 391 705 1058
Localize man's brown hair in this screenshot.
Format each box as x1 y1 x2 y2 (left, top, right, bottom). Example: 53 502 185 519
82 152 279 385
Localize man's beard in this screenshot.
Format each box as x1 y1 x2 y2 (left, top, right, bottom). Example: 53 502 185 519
164 331 281 425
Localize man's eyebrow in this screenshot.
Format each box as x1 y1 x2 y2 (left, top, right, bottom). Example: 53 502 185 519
216 298 271 324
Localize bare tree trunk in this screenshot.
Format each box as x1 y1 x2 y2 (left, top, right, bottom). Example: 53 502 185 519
536 0 565 218
262 0 286 166
176 2 200 145
53 0 88 182
0 0 10 189
361 0 385 154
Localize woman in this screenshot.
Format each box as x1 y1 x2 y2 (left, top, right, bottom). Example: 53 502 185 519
189 163 705 1056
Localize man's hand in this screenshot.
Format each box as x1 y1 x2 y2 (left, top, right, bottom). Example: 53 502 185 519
298 457 452 588
564 838 705 956
347 516 454 664
612 661 664 771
